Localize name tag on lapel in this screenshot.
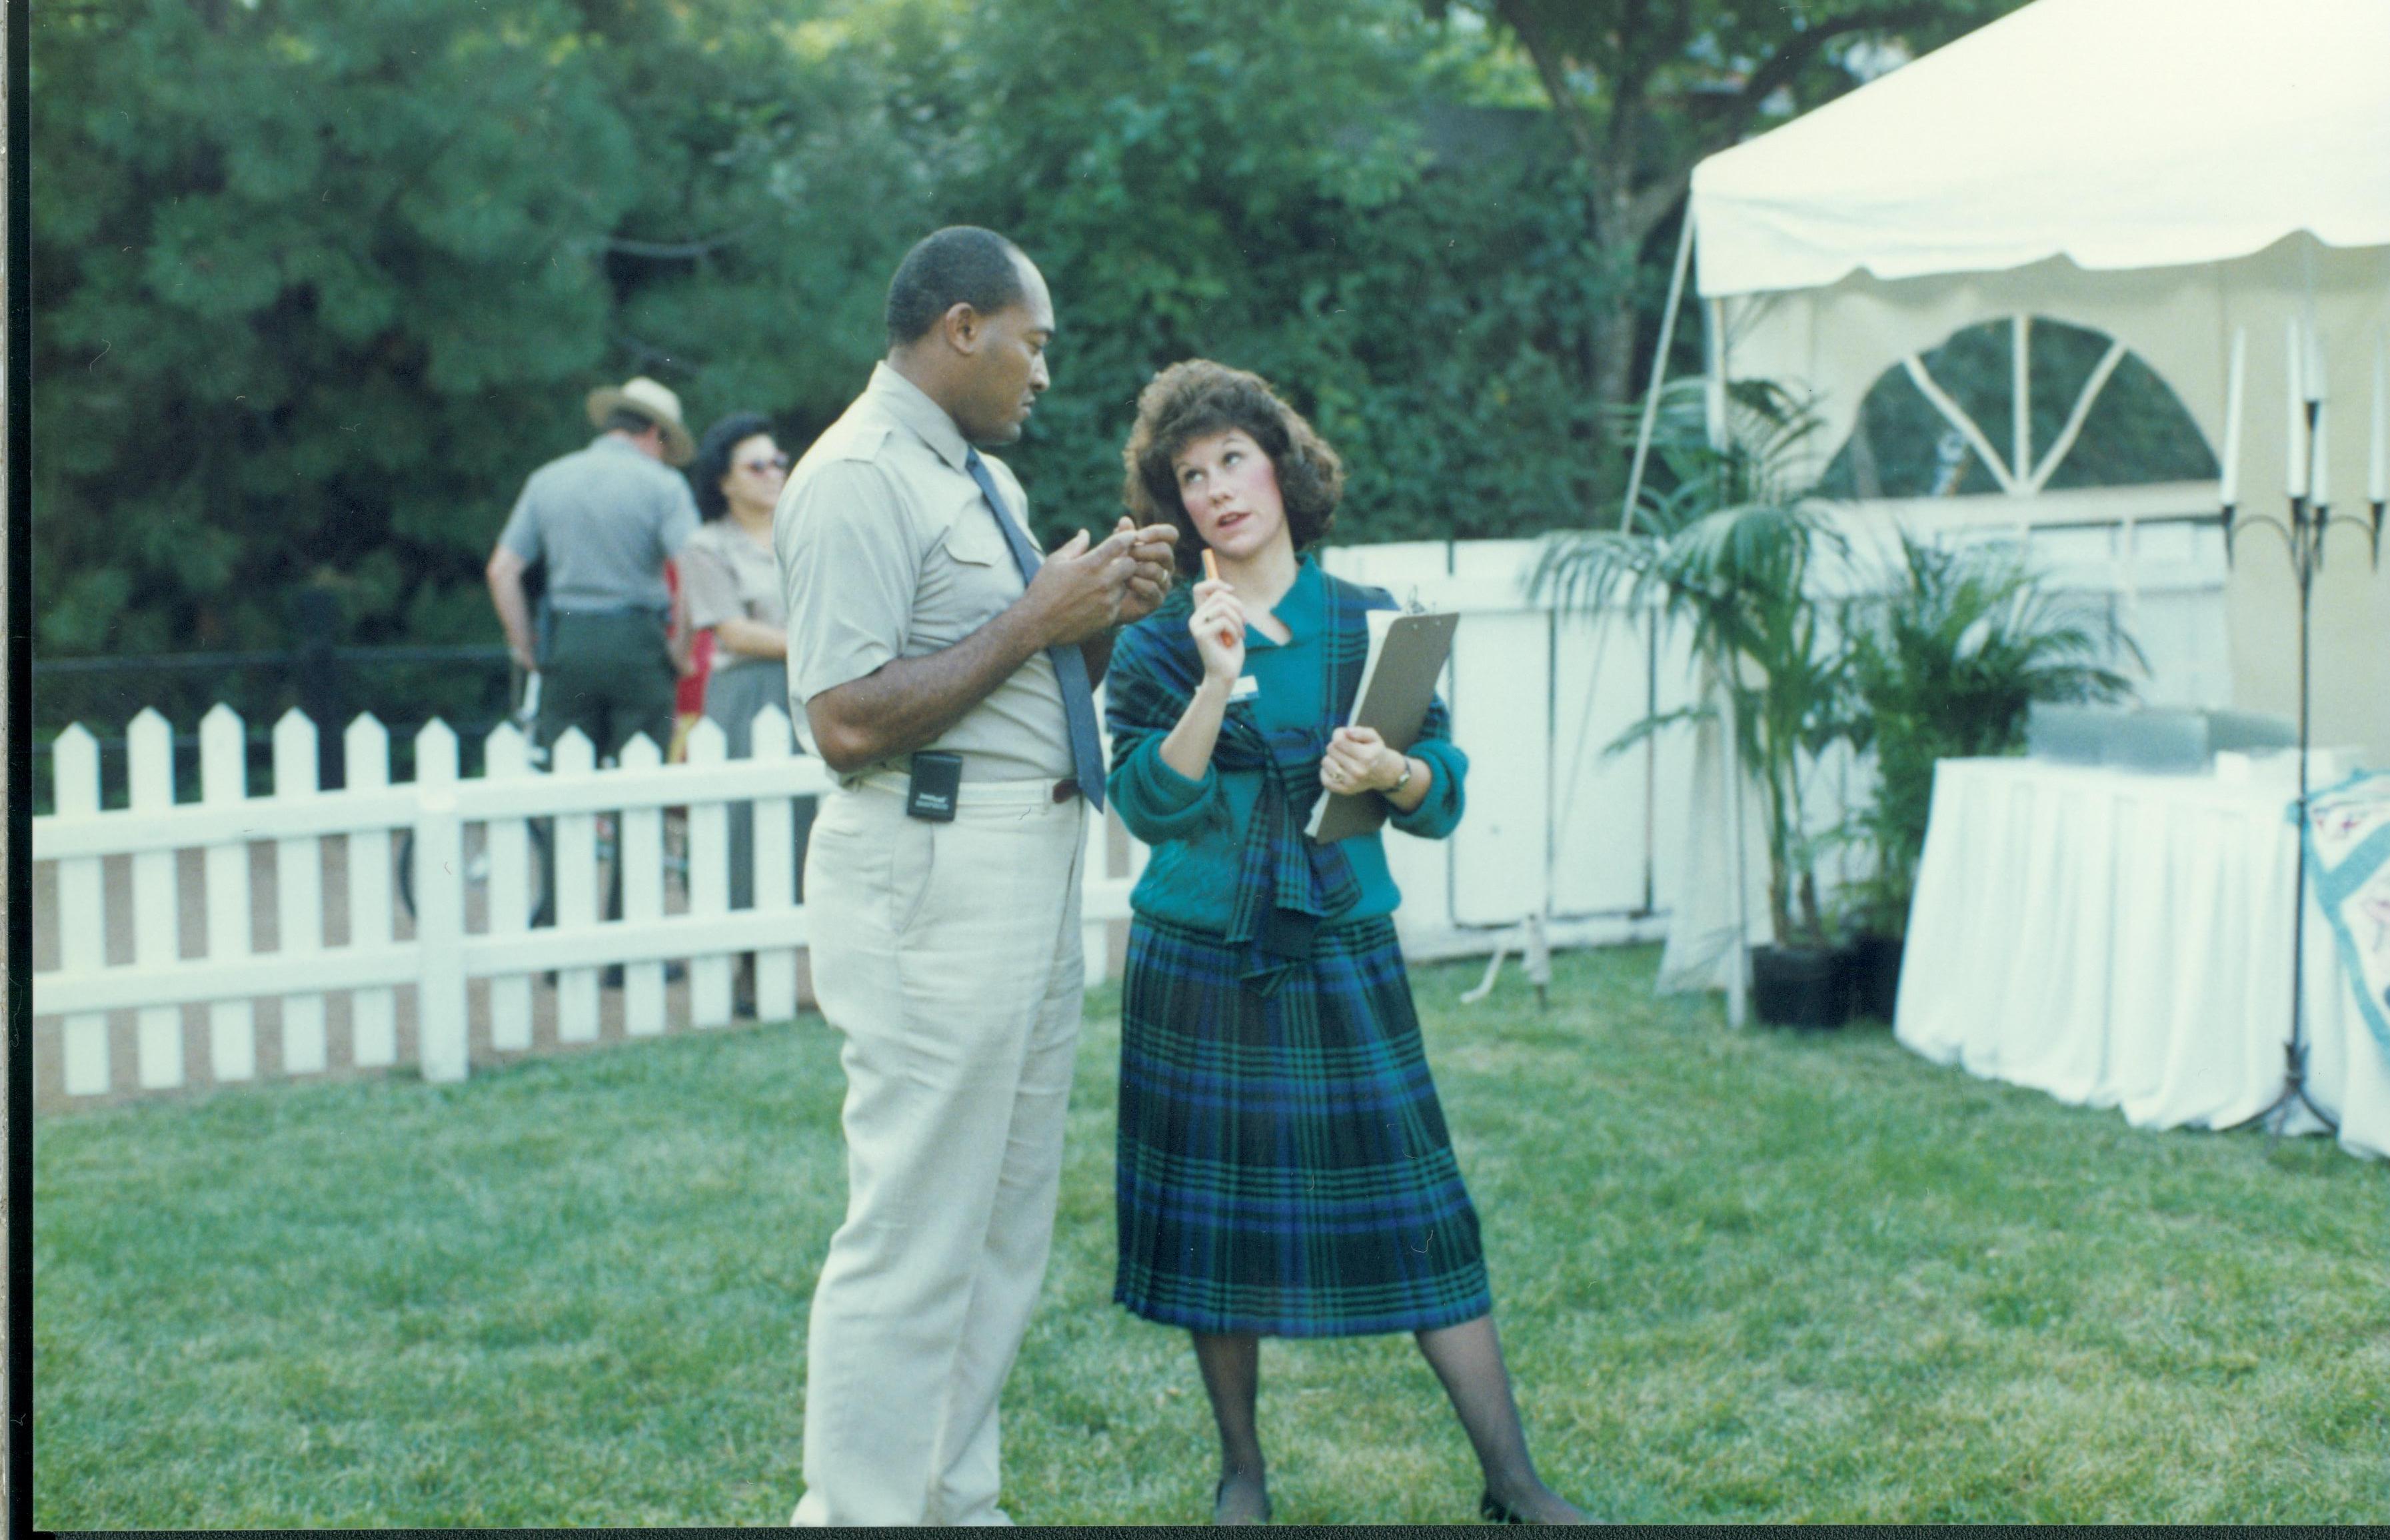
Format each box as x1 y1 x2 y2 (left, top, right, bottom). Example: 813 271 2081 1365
1230 675 1260 702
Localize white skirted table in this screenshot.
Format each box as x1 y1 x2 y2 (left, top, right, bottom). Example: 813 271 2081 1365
1894 757 2390 1160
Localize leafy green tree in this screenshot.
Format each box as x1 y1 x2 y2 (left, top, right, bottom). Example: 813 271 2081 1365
37 0 630 655
45 0 1881 689
31 0 922 667
920 0 1632 545
1430 0 2030 440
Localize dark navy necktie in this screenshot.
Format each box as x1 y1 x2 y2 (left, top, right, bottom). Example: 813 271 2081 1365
963 448 1106 812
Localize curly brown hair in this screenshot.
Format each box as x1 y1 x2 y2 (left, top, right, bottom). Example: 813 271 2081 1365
1121 359 1344 578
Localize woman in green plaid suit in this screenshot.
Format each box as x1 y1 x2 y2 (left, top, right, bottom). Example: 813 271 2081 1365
1104 361 1586 1526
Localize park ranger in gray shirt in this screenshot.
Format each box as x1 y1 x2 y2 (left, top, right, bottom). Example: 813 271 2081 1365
776 227 1176 1527
486 375 702 762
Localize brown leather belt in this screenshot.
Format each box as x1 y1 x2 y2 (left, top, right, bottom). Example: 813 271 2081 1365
1051 778 1081 804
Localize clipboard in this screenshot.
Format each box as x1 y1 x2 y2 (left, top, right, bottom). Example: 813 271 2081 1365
1306 608 1460 844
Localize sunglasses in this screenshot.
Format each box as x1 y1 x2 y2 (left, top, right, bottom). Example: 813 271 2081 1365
741 454 790 475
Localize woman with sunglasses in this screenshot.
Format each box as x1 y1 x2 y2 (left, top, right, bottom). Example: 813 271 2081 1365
682 410 813 1010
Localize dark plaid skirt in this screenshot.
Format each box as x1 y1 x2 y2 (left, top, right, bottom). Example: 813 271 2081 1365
1114 914 1492 1337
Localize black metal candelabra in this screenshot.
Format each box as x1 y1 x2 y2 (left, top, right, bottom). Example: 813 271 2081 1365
2220 398 2385 1138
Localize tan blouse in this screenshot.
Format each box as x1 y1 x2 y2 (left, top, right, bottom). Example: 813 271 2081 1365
678 518 784 674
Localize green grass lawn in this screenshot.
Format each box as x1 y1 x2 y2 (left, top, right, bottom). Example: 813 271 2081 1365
33 946 2390 1525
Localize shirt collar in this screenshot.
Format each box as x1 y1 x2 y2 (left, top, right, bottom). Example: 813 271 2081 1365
1244 558 1323 651
865 361 972 472
1275 556 1325 632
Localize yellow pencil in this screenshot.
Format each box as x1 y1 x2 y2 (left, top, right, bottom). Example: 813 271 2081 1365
1200 549 1238 650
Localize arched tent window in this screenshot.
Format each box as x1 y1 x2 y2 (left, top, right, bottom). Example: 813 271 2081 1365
1817 317 2215 500
1806 315 2232 714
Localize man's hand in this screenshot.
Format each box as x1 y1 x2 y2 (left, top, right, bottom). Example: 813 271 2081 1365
1111 515 1180 626
1024 526 1142 647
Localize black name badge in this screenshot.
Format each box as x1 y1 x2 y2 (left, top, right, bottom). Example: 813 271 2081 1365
906 750 963 822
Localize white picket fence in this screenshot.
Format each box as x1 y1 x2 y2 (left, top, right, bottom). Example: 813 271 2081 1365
31 704 1132 1101
32 524 2225 1106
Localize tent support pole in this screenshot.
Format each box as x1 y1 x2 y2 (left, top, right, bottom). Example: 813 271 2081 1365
1620 214 1697 533
1716 642 1750 1030
1614 214 1750 1028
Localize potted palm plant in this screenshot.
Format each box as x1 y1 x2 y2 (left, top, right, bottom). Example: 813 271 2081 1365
1835 532 2140 1020
1534 379 1856 1028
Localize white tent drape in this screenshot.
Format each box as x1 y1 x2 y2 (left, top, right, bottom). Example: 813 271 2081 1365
1692 0 2390 298
1656 0 2390 1002
1691 0 2390 763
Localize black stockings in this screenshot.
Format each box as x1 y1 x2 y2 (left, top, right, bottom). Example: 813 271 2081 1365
1191 1331 1270 1522
1414 1315 1569 1517
1186 1316 1582 1523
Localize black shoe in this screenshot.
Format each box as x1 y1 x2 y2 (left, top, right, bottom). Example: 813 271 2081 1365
1212 1476 1270 1525
1482 1488 1601 1525
1481 1490 1525 1525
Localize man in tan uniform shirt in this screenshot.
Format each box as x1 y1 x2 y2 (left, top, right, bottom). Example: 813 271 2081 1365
775 227 1176 1525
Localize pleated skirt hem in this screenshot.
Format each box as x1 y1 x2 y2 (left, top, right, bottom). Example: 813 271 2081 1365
1113 913 1492 1339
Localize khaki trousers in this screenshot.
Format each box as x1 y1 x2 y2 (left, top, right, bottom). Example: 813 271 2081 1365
792 777 1088 1527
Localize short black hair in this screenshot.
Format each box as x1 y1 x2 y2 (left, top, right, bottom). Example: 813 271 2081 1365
884 227 1028 349
690 410 776 520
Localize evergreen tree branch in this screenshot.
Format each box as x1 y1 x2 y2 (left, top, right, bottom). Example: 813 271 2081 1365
1728 5 1937 138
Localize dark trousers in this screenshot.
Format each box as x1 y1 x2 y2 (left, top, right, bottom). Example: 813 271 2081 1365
536 610 678 764
537 610 677 929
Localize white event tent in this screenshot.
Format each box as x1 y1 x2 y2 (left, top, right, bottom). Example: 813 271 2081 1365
1684 0 2390 760
1651 0 2390 1151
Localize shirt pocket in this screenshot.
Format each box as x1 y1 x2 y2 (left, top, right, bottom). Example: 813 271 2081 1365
942 508 1011 570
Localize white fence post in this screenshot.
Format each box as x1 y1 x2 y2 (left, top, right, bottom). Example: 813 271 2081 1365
551 728 601 1042
748 708 800 1024
55 726 111 1096
345 714 399 1068
128 710 185 1090
618 732 666 1036
414 720 469 1082
200 705 257 1083
273 710 329 1075
482 722 535 1054
684 718 734 1028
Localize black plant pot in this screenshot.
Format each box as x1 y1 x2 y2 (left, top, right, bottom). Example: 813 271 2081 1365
1846 932 1905 1024
1751 944 1853 1031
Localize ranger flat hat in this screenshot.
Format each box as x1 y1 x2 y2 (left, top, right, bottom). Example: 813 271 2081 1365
586 376 696 466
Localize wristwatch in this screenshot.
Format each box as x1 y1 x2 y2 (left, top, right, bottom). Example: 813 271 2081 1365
1388 758 1414 797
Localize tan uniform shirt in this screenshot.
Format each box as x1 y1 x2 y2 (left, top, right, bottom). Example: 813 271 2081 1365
678 519 784 677
775 363 1073 784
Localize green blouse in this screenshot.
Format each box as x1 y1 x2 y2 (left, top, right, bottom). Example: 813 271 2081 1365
1106 560 1467 934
